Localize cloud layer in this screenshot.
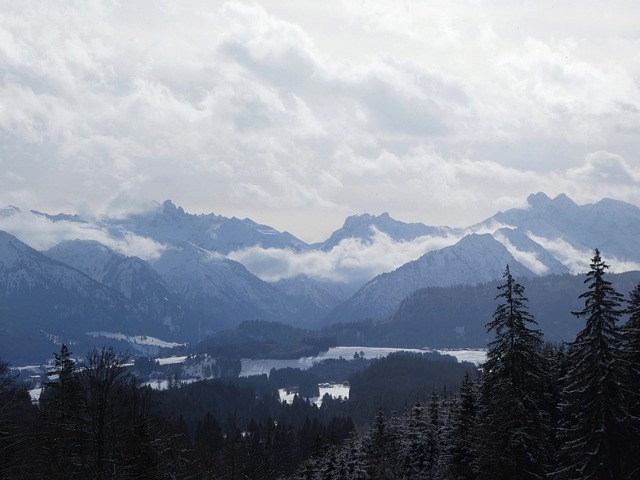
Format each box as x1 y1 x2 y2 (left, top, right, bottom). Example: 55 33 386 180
1 1 639 242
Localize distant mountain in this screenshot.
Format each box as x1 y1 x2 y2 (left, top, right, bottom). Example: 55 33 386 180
270 274 354 322
45 240 193 332
328 233 537 323
477 192 640 264
110 200 309 255
0 231 174 363
316 212 452 251
327 193 640 323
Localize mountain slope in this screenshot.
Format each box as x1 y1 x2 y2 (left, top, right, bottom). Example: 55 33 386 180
0 231 173 363
150 243 308 333
270 274 354 322
317 212 453 251
480 193 640 267
327 233 535 323
45 239 193 332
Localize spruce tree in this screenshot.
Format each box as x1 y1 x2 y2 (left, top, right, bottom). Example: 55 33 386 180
556 249 628 480
437 372 478 480
40 344 84 479
619 282 640 476
475 265 549 480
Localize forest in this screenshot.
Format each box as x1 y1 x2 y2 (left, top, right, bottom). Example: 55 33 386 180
0 249 639 479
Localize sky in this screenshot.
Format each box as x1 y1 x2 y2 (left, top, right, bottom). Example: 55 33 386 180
1 0 640 244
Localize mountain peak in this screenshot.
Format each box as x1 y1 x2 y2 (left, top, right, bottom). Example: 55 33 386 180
526 192 552 207
161 200 185 216
526 192 577 210
0 205 21 218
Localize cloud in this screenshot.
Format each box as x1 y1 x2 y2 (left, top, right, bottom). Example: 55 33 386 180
525 233 591 275
0 1 639 243
228 228 461 284
528 231 640 275
493 230 550 275
0 209 165 260
568 151 640 185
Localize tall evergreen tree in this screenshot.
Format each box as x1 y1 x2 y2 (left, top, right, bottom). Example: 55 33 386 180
556 249 628 480
619 282 640 476
475 265 549 480
437 372 478 480
40 344 84 479
0 360 34 478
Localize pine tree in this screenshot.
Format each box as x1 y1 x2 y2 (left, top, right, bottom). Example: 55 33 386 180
40 344 85 479
0 359 34 477
475 265 549 480
437 372 478 480
399 399 430 479
619 282 640 477
362 410 397 479
556 249 628 480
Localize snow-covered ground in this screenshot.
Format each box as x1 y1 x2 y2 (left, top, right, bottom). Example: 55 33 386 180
239 346 486 377
436 348 487 366
86 331 184 348
156 355 189 365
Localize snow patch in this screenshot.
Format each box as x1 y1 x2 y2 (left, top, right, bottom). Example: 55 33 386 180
86 331 184 349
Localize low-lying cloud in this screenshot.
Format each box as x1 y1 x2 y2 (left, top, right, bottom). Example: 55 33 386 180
228 228 461 284
0 209 166 260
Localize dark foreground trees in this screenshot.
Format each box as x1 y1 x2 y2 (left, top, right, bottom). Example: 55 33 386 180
0 360 35 478
36 346 195 479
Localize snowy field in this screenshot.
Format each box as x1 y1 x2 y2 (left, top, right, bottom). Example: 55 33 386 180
239 346 487 377
86 331 185 348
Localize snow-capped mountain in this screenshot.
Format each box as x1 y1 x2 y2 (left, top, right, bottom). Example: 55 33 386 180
0 231 174 363
326 193 640 323
475 192 640 266
316 212 452 251
110 200 309 255
328 233 538 322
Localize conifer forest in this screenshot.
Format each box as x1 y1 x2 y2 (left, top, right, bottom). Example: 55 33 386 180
1 249 639 479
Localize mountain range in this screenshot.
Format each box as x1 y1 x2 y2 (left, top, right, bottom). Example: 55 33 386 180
1 192 639 363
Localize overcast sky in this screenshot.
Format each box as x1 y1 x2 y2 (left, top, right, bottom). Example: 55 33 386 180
2 0 640 243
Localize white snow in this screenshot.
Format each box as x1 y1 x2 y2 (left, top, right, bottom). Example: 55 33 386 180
156 355 189 365
238 346 484 377
86 331 184 348
437 348 486 366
